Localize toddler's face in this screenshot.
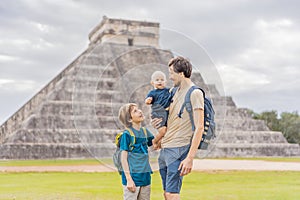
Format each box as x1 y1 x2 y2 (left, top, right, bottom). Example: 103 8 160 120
152 74 166 89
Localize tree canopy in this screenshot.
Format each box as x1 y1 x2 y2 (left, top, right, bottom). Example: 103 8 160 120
253 110 300 144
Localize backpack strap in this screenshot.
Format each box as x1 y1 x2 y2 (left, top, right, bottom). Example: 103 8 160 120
170 87 178 96
126 128 136 151
141 127 147 137
127 127 148 151
178 86 205 132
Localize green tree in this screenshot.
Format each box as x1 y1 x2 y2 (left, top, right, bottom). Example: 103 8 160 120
279 112 300 144
252 110 300 145
253 110 280 131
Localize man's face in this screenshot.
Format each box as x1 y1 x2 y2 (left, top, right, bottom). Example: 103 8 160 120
169 65 181 87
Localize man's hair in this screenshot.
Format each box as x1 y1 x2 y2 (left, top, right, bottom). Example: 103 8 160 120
151 71 166 81
168 56 192 78
118 103 137 128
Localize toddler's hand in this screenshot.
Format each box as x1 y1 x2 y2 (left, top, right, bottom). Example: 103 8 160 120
145 97 153 105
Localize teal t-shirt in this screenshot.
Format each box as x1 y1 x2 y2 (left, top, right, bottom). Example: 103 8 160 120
119 127 154 186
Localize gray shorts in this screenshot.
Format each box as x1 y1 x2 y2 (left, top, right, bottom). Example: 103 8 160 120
151 104 168 128
123 185 151 200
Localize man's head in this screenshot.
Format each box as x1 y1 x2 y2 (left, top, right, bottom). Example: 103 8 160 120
151 71 167 89
118 103 144 128
168 56 192 87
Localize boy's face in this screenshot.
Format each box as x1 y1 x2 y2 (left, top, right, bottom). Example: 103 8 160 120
151 74 166 89
130 106 144 123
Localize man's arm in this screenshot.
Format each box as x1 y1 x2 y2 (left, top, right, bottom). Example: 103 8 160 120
121 151 136 192
178 108 204 176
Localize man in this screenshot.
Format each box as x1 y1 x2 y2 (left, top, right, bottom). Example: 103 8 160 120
152 56 204 200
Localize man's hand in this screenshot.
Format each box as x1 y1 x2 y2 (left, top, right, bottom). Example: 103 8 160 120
178 157 193 176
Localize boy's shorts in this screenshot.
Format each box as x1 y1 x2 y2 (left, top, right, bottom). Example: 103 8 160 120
158 144 190 193
151 104 168 128
123 185 150 200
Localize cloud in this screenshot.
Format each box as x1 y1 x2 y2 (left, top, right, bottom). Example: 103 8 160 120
0 0 300 124
0 79 39 92
0 54 19 62
216 16 300 112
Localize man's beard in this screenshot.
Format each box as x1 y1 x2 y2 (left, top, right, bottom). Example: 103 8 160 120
173 81 180 87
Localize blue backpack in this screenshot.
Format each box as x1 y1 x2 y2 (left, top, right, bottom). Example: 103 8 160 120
178 86 216 150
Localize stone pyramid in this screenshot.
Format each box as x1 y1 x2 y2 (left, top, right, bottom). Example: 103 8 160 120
0 16 299 159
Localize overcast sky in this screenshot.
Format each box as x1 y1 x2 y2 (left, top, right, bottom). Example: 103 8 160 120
0 0 299 124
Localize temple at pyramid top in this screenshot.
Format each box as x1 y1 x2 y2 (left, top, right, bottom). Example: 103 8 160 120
88 16 160 47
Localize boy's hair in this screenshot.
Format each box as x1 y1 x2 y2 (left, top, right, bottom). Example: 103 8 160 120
118 103 137 128
168 56 192 78
151 71 166 81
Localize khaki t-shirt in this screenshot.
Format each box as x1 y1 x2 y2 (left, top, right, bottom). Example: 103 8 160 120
161 84 204 148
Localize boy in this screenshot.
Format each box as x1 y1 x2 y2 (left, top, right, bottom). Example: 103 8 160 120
118 103 154 200
145 71 174 150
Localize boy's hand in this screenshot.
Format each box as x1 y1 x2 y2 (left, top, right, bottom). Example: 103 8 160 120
127 178 136 192
152 139 159 150
152 139 162 150
145 97 153 105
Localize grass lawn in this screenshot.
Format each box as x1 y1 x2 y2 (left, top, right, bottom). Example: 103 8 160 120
1 157 300 167
0 159 101 167
0 171 300 200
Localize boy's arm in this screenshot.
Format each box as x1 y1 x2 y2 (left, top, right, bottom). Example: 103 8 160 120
121 151 136 192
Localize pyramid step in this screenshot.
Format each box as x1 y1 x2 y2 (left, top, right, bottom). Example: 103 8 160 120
58 76 118 91
215 118 269 131
41 101 123 116
79 53 116 66
0 142 115 159
71 64 119 79
210 143 300 157
214 107 253 119
24 114 119 129
206 84 221 97
211 96 236 107
216 131 288 143
4 128 120 144
49 88 123 102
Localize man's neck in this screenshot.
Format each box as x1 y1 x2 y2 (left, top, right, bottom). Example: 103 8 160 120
178 78 192 91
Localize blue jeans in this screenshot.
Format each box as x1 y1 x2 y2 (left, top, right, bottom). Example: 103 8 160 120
158 144 190 193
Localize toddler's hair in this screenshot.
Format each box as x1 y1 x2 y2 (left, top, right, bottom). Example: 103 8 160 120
151 71 166 81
